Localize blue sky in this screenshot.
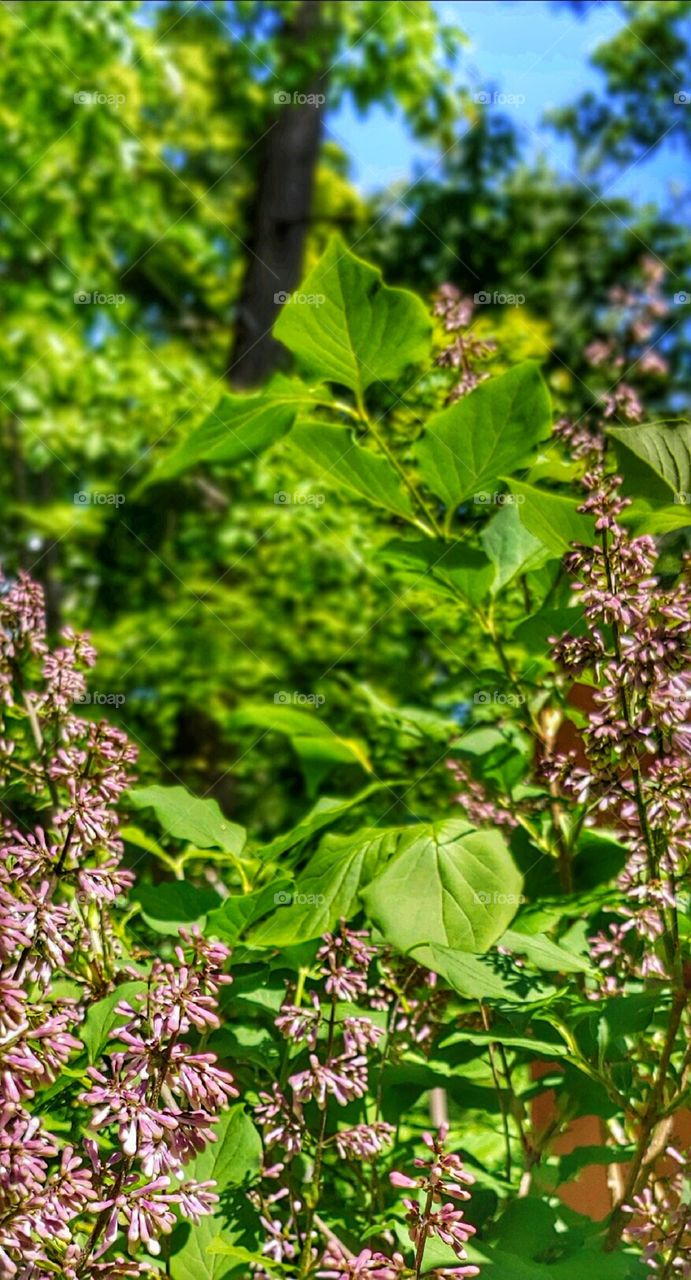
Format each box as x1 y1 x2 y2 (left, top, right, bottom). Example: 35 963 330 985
328 0 683 208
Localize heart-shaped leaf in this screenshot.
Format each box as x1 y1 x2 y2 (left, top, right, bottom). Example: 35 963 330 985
274 235 432 395
360 819 523 953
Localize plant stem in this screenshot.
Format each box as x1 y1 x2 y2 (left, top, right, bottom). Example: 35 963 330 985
355 392 443 538
297 997 337 1277
605 989 687 1250
414 1187 434 1279
479 1003 513 1181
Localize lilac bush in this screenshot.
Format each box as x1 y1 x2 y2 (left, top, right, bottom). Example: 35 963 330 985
2 239 691 1279
0 575 236 1276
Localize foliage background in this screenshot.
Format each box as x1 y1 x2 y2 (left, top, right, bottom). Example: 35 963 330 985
2 1 691 1274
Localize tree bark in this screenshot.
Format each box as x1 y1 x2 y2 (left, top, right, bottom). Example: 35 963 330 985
227 0 329 388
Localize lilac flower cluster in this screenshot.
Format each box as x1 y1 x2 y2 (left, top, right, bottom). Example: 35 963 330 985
445 760 518 833
548 468 691 988
432 285 497 402
369 955 450 1056
251 924 478 1278
584 255 669 422
0 574 238 1276
316 1125 479 1280
624 1145 691 1275
252 925 391 1272
390 1124 479 1279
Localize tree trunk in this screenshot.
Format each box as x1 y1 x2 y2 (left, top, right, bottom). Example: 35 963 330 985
227 0 329 388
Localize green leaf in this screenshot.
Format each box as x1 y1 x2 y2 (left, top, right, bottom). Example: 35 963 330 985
360 819 523 953
596 992 659 1041
465 1242 556 1280
503 480 595 555
607 420 691 504
356 684 456 739
558 1144 636 1183
206 1241 286 1274
491 1198 560 1261
289 422 415 520
623 498 691 534
261 785 390 859
206 880 293 945
574 830 629 889
80 980 147 1064
467 1239 644 1279
274 235 432 395
170 1106 262 1280
511 606 587 654
251 827 398 945
229 702 371 775
377 537 495 604
194 1105 261 1190
413 363 551 509
127 784 246 854
441 1025 568 1054
413 942 524 1001
547 1253 646 1278
120 824 168 861
146 387 302 485
481 501 552 595
133 882 222 935
450 724 531 793
499 928 591 973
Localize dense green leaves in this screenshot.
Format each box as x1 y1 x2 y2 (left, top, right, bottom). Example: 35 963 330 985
251 827 398 945
252 817 522 953
274 236 432 394
5 8 686 1277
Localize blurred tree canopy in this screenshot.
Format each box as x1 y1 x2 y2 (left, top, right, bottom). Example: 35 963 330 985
1 0 688 837
552 0 691 167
